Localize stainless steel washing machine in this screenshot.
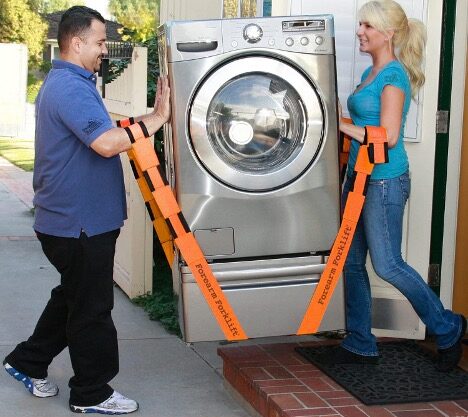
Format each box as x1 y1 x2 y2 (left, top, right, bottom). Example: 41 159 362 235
159 15 344 342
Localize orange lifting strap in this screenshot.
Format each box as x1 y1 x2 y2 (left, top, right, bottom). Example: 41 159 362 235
117 118 248 341
297 125 388 335
118 118 174 265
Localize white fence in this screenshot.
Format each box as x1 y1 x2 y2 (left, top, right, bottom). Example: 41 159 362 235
0 44 28 138
101 47 154 298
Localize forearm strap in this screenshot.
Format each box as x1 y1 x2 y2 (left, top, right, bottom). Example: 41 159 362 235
118 118 150 143
363 126 389 164
116 117 135 128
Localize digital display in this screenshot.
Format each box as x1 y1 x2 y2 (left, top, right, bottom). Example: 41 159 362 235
282 20 325 32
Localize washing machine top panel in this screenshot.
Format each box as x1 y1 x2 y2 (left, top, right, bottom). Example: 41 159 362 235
161 15 335 63
189 55 324 192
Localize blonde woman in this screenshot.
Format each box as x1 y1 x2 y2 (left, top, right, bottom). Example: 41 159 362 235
332 0 466 371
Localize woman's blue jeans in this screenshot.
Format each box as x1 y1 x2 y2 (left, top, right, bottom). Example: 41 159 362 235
341 171 462 356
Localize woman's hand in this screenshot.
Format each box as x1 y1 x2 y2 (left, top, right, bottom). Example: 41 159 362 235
338 100 343 122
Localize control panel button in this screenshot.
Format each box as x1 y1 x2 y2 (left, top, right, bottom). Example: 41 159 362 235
268 39 275 46
243 23 263 43
231 40 238 48
300 37 309 46
315 35 324 45
285 37 294 47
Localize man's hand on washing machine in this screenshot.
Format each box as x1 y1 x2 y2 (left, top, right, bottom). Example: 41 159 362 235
128 77 170 139
153 76 171 124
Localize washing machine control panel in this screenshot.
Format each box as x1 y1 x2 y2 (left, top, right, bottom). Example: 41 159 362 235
164 15 334 62
222 15 334 55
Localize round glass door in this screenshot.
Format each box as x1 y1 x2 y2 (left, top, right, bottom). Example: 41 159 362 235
207 73 306 173
190 56 324 191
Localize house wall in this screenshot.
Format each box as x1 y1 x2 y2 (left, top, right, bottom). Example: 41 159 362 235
43 44 52 62
159 0 222 24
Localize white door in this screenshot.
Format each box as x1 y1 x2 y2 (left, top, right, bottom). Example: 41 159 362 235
277 0 442 340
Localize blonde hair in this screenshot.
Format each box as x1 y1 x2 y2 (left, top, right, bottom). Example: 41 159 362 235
359 0 427 96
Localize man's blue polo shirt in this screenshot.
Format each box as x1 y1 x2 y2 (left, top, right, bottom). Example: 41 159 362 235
33 60 127 237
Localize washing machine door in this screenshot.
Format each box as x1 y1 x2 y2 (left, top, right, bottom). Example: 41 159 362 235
189 56 324 192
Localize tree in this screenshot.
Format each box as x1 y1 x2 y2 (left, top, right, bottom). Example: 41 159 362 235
0 0 48 66
26 0 84 14
108 0 159 43
26 0 43 12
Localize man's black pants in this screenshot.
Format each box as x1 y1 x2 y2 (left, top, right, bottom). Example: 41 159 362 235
5 229 120 406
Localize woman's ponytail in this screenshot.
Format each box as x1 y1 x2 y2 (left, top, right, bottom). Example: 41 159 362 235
395 17 426 96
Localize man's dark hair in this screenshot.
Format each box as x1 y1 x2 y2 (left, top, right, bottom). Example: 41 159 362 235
58 6 106 52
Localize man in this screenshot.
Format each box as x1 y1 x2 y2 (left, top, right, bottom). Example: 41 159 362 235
3 6 170 415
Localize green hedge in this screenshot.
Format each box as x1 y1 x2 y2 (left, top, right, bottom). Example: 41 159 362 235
27 73 43 104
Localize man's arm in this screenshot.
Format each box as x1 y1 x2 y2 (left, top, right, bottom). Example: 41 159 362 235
91 77 171 158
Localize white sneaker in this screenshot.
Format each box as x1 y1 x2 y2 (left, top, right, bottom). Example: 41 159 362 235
3 361 59 398
70 391 139 414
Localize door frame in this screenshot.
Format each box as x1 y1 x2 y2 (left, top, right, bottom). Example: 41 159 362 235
429 0 458 298
439 0 468 308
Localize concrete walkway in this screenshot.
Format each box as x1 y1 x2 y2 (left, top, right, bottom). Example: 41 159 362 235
0 156 248 417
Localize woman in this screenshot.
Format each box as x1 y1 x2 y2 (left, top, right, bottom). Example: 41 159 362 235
333 0 466 371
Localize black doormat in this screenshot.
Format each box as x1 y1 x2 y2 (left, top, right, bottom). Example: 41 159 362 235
295 341 468 406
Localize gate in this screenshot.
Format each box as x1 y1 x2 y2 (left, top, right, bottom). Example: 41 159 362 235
100 45 154 298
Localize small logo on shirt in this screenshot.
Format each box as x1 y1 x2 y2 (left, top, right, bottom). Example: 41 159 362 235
384 73 400 84
83 119 104 135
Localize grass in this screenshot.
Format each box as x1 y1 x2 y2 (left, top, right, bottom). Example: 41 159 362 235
0 137 34 171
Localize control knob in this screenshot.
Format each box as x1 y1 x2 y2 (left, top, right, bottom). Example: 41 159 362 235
243 24 263 43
